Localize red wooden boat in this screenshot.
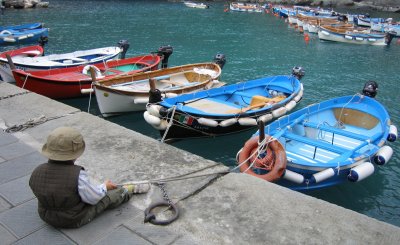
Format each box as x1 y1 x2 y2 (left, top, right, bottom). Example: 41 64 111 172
0 45 44 59
10 54 161 99
0 45 44 82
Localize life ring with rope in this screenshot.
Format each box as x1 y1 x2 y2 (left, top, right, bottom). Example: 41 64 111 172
237 135 287 182
82 65 104 79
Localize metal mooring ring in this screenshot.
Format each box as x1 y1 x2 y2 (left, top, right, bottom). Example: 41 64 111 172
144 201 179 225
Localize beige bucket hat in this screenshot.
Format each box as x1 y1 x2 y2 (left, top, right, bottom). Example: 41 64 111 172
42 127 86 161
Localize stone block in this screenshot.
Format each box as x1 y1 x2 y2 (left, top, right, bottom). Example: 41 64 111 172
13 225 74 245
0 175 35 206
0 151 45 185
93 225 151 245
0 199 46 238
0 141 36 161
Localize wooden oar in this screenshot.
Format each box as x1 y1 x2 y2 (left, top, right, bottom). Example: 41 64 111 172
228 95 286 114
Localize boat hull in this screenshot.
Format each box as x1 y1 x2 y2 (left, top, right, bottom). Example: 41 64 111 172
146 75 304 141
94 63 222 116
318 29 387 46
0 46 121 82
0 28 49 46
11 54 161 99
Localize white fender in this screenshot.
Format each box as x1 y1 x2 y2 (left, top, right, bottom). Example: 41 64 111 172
258 114 273 123
373 145 393 165
133 97 149 104
238 117 257 126
82 65 104 79
355 37 363 41
283 169 304 184
368 38 377 42
272 107 287 118
81 88 94 94
164 93 178 98
219 118 237 127
294 86 303 102
147 104 163 117
18 35 28 40
388 125 397 142
311 168 335 183
198 117 218 127
348 162 374 182
344 35 353 40
321 30 330 36
143 111 161 127
285 100 296 111
3 37 16 43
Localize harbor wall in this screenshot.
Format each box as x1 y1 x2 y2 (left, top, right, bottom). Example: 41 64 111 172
1 82 400 244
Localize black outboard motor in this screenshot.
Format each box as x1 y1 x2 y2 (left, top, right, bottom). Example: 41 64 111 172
157 45 173 69
385 31 397 45
292 66 305 80
213 53 226 69
362 81 378 98
38 36 48 56
117 40 130 59
149 89 162 103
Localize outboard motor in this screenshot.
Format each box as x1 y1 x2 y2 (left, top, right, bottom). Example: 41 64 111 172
149 89 162 103
38 36 48 55
213 53 226 69
362 81 378 98
385 31 396 45
292 66 305 80
157 45 173 69
117 40 130 59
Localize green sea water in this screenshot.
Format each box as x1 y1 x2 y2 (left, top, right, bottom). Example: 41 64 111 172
1 0 400 227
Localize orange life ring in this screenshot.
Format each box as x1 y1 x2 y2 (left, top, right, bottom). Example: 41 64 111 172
237 135 287 182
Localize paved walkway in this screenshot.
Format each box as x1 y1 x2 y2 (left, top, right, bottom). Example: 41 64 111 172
0 130 193 245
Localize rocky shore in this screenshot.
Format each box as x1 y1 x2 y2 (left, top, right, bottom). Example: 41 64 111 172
3 1 400 12
2 0 48 9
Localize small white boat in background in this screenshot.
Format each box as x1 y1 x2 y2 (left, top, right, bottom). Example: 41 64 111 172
318 25 396 46
183 1 209 9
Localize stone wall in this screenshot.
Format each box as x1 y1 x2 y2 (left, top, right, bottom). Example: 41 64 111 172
3 0 49 9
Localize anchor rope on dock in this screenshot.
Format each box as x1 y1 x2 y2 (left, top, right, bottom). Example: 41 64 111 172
4 111 81 133
0 91 31 100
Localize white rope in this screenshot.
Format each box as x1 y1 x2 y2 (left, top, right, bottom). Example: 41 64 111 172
232 136 275 172
22 73 30 89
87 83 94 113
161 105 177 143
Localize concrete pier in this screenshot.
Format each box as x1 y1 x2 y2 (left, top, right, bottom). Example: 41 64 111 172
1 81 399 244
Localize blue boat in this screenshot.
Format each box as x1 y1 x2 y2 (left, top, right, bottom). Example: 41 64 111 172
0 28 49 45
144 67 305 142
236 82 397 191
0 22 43 32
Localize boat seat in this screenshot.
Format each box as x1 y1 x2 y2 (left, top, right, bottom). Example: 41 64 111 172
302 122 369 141
283 132 348 154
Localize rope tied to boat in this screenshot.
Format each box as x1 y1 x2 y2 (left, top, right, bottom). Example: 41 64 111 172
3 111 80 133
22 73 30 89
161 105 176 143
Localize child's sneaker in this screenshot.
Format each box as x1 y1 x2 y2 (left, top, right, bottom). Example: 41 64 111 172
123 183 151 194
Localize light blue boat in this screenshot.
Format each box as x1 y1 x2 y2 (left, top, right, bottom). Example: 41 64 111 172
236 82 397 191
0 22 43 32
145 67 305 142
0 28 49 45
